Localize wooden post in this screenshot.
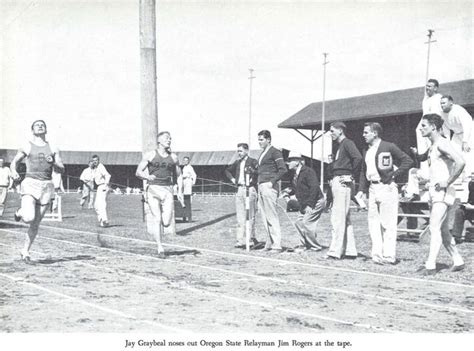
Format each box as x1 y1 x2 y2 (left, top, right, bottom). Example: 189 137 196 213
140 0 158 153
140 0 158 223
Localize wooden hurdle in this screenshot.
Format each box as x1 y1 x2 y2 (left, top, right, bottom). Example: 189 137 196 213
44 195 62 222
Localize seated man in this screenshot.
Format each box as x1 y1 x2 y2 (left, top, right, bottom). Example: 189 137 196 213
451 173 474 243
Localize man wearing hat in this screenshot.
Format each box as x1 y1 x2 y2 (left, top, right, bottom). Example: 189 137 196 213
286 151 325 252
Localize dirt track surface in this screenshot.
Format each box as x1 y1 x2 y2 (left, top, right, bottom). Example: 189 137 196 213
0 193 473 333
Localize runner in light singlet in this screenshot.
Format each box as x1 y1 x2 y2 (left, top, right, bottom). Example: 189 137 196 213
412 114 465 275
10 120 65 262
136 131 183 258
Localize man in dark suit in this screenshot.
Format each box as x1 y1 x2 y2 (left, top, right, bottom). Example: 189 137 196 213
286 151 325 252
257 130 287 252
357 122 413 265
225 143 259 248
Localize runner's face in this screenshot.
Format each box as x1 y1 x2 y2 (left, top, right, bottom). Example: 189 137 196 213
32 121 47 135
92 158 99 167
183 158 189 165
158 133 172 148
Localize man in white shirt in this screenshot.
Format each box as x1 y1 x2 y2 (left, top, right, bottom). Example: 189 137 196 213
181 156 197 196
418 79 446 156
91 155 111 227
440 95 473 178
79 160 96 209
0 158 13 216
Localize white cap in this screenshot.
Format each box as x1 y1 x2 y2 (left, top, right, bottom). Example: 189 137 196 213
287 151 303 160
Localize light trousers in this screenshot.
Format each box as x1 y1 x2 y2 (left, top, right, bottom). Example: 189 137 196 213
368 182 399 262
295 197 326 248
94 184 109 222
258 182 282 250
328 178 357 258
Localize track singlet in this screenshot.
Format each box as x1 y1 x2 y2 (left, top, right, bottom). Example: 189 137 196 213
147 151 176 186
25 142 54 181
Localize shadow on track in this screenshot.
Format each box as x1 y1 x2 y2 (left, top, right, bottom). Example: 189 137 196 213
36 254 96 265
176 212 235 236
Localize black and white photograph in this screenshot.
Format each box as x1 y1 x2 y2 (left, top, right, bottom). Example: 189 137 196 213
0 0 472 350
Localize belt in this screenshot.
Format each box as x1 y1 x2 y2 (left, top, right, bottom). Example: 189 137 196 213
369 180 380 184
237 184 246 187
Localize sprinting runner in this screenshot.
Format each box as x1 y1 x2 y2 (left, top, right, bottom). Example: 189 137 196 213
10 120 64 262
136 131 183 258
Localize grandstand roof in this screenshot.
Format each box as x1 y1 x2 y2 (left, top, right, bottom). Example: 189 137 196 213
278 79 474 130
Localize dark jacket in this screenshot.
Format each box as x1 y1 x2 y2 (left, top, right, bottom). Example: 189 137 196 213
225 156 258 189
293 165 324 209
359 140 413 194
257 146 287 186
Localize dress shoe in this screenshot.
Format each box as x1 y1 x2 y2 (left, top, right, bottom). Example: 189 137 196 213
420 268 437 276
14 209 22 222
451 264 465 272
325 255 340 260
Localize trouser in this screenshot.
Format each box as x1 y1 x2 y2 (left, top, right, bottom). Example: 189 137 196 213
295 196 325 248
94 184 109 222
235 186 257 244
425 201 464 270
368 182 399 263
258 182 282 250
0 186 7 216
451 133 472 181
80 184 95 208
328 177 357 258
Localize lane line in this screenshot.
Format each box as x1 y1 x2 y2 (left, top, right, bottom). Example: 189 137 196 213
1 232 471 315
0 244 394 332
2 219 471 289
0 271 191 333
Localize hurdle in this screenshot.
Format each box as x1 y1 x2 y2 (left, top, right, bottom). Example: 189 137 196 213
44 195 63 222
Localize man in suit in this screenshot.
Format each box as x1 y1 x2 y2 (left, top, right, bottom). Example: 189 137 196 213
225 143 259 248
257 130 287 252
286 151 325 252
357 122 413 265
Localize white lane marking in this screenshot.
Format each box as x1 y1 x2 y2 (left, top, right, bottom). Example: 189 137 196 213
1 232 471 315
0 243 391 332
1 219 471 289
73 260 394 332
0 271 191 333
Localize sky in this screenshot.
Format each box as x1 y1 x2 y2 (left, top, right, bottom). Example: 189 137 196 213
1 0 472 158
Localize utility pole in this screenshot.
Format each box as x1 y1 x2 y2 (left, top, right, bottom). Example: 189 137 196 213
425 29 436 82
320 53 329 191
140 0 158 153
248 68 256 148
139 0 157 224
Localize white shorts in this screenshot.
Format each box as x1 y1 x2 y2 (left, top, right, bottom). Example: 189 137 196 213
428 185 456 206
21 177 55 205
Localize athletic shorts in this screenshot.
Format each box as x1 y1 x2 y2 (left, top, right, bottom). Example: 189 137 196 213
428 185 456 206
21 177 55 205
